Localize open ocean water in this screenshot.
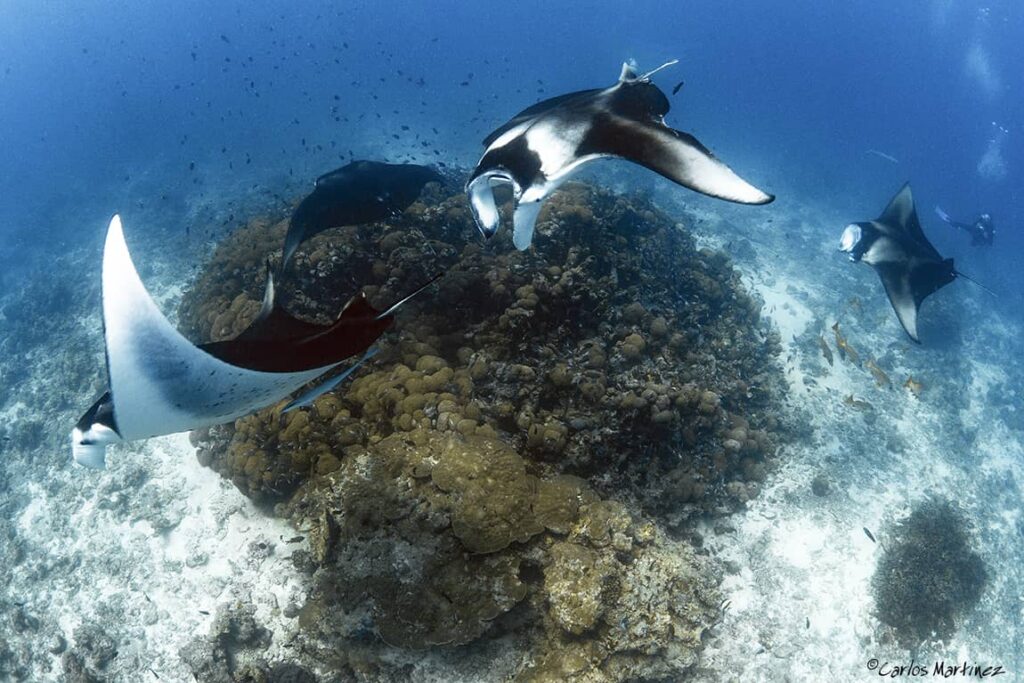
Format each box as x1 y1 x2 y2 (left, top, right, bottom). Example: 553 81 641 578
1 1 1023 681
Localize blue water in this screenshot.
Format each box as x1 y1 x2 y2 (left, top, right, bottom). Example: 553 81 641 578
2 2 1020 280
2 1 1023 680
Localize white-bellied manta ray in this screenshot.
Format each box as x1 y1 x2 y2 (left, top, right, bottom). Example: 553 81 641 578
71 215 435 468
466 61 774 250
839 183 972 343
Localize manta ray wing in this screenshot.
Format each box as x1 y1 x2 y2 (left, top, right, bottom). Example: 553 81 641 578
282 161 441 267
577 113 774 205
875 262 921 343
876 183 943 260
102 215 332 441
199 292 392 373
874 257 956 343
482 89 603 148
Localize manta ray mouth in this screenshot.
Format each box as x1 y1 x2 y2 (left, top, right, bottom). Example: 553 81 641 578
839 224 862 257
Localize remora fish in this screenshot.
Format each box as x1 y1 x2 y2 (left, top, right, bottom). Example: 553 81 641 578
281 160 443 267
466 61 773 250
71 215 436 468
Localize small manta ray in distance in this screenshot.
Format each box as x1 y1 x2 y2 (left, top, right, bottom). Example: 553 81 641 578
281 160 443 268
838 183 991 343
466 60 774 250
71 215 438 468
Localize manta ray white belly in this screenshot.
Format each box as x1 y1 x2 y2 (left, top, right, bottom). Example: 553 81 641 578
102 215 333 442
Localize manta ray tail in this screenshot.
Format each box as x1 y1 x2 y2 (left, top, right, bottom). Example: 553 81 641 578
283 348 380 412
375 272 445 319
955 269 997 297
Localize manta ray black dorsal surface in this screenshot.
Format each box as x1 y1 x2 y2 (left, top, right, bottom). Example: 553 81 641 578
839 183 957 343
466 61 774 250
282 160 443 267
199 268 394 373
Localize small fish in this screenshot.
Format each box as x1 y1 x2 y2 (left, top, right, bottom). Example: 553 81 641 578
831 322 860 365
720 598 731 612
843 394 873 411
150 668 161 680
805 617 810 629
818 335 833 367
863 527 876 543
671 80 684 95
286 535 304 543
865 358 891 389
219 34 231 44
903 376 923 398
198 610 210 616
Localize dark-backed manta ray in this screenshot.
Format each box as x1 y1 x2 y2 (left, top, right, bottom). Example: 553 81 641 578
466 61 774 250
281 160 443 268
838 183 960 343
72 215 435 468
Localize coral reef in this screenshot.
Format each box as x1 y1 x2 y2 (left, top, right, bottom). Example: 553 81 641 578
285 428 720 680
184 182 784 521
182 181 784 678
872 498 988 647
177 600 318 683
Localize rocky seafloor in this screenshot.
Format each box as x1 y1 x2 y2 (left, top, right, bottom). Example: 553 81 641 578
170 180 789 681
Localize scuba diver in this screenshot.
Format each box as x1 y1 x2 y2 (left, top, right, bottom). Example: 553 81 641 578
934 206 995 246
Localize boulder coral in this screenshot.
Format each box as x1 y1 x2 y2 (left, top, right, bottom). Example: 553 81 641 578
184 182 784 521
182 180 784 679
285 429 720 680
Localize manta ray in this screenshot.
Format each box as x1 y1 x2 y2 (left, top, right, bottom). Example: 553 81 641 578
281 160 443 268
72 215 434 468
839 183 972 343
466 61 774 250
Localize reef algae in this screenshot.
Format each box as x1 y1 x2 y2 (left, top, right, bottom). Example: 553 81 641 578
182 180 783 679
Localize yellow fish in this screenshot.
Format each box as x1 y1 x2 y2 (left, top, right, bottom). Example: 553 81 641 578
904 376 923 398
865 358 891 389
831 322 860 365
